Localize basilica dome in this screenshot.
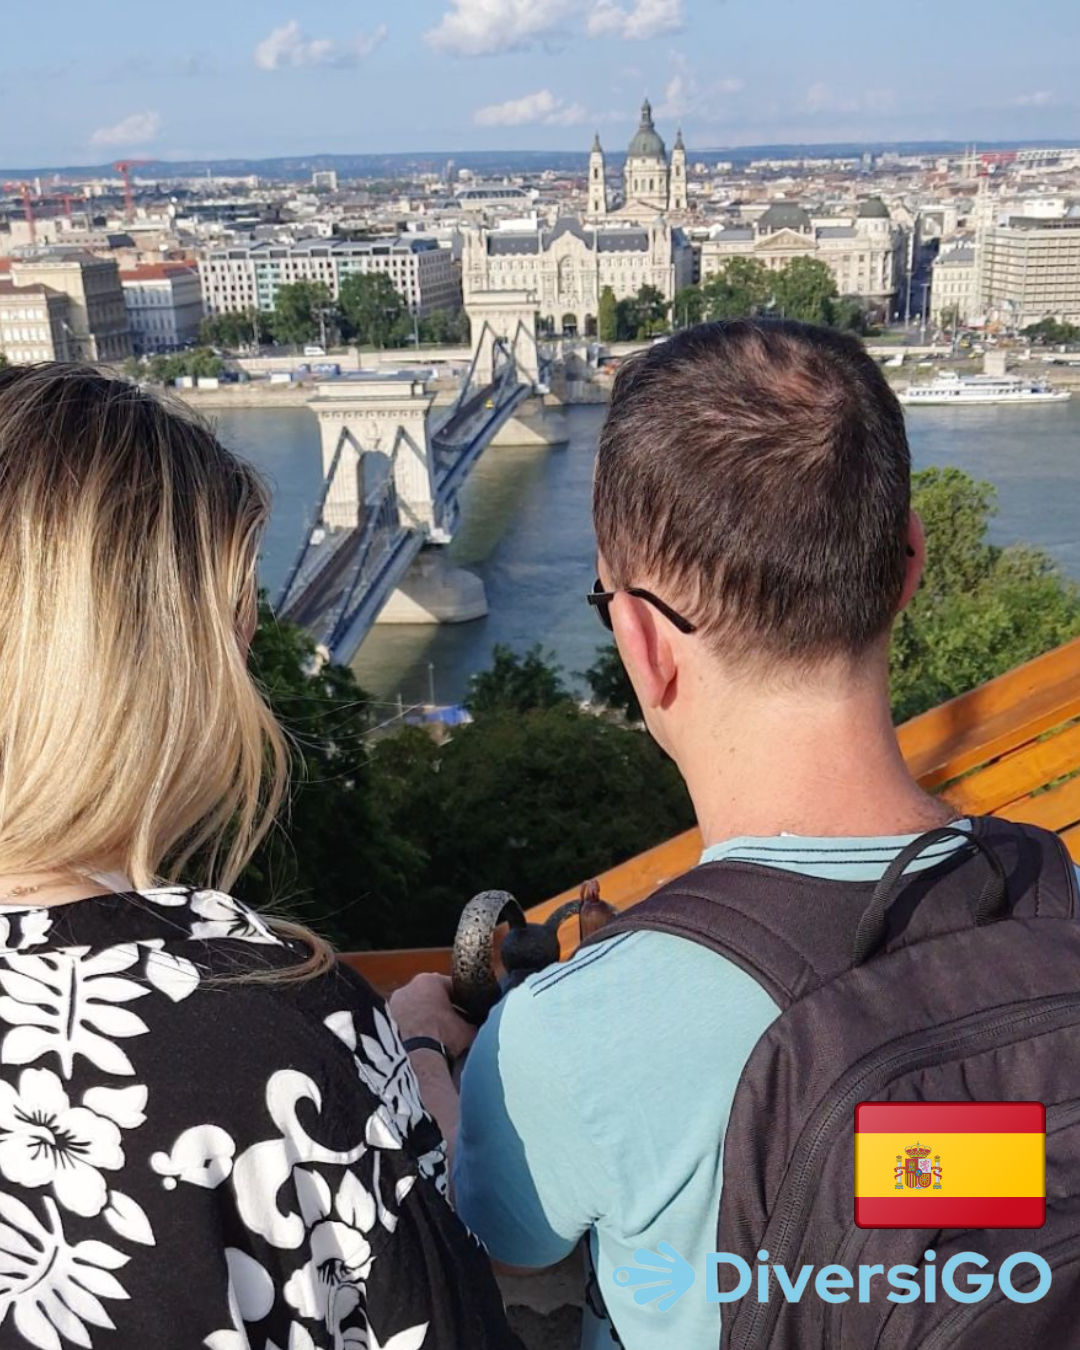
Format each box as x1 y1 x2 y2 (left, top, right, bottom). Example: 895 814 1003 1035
627 99 667 160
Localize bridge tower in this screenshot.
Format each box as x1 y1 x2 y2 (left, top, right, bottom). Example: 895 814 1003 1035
466 290 541 387
310 374 439 534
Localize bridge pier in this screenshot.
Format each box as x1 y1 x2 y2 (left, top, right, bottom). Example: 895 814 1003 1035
487 395 570 447
377 550 488 625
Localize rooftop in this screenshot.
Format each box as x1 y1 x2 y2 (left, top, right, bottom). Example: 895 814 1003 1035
119 263 198 282
757 203 812 232
486 217 652 256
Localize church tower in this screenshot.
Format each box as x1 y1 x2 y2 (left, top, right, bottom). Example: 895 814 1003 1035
623 99 669 214
670 128 687 212
587 132 607 218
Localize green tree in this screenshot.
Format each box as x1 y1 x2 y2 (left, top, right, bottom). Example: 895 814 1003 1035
0 352 7 369
141 348 224 384
200 309 272 350
700 257 772 319
417 308 468 345
615 285 670 339
466 644 573 716
240 601 423 950
1022 318 1080 345
371 703 694 943
634 284 670 337
832 295 871 334
937 304 962 333
673 284 706 328
338 272 405 348
584 643 642 723
890 468 1080 721
272 281 335 348
772 256 838 325
598 286 618 342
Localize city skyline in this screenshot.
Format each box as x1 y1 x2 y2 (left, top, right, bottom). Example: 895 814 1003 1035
4 0 1080 169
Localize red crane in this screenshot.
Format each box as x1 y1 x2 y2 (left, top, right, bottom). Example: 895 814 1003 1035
2 180 35 244
113 160 151 223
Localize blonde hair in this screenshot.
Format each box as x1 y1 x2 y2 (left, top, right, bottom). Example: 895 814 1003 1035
0 364 332 979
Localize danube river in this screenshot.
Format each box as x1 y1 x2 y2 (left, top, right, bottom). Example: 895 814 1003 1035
216 399 1080 707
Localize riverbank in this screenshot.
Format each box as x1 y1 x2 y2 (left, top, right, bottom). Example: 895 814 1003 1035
174 385 317 409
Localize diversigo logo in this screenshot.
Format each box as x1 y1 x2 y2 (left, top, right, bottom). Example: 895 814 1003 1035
610 1101 1050 1314
610 1246 1053 1311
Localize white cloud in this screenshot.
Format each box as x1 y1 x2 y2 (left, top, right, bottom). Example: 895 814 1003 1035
587 0 683 40
90 110 162 149
1012 90 1053 108
474 89 589 126
427 0 681 55
655 54 743 121
428 0 576 56
254 19 386 71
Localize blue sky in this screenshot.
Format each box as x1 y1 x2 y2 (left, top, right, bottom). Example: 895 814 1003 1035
3 0 1080 167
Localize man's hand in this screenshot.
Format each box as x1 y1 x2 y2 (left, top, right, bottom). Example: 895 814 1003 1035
389 973 478 1062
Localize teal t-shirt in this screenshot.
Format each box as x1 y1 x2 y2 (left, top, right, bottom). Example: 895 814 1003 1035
453 825 976 1350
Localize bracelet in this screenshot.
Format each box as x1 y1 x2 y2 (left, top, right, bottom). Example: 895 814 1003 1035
402 1035 453 1071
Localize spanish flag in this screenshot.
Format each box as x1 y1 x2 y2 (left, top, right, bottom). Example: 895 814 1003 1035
854 1101 1045 1229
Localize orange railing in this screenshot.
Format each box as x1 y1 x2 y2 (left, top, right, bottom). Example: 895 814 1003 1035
344 636 1080 991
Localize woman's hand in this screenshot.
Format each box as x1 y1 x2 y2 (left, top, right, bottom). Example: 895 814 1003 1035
389 973 478 1062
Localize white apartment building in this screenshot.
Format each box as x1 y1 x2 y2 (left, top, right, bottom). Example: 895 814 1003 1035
976 213 1080 328
699 200 909 319
199 237 461 318
120 264 204 354
0 280 73 363
930 244 977 325
462 217 693 336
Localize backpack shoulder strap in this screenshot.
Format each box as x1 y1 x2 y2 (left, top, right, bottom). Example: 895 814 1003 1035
580 862 829 1010
583 817 1079 1012
971 815 1078 918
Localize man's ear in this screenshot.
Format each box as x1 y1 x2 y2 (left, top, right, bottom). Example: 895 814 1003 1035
897 511 926 614
611 593 679 711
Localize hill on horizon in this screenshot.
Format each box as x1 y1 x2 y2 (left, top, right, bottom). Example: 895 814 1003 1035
2 139 1075 183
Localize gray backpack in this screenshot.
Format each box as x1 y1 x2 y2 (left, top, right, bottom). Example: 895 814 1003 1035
589 817 1080 1349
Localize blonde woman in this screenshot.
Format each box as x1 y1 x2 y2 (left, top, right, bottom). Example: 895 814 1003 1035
0 365 518 1350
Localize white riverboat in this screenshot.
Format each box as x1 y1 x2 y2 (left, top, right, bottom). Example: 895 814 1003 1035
899 370 1071 406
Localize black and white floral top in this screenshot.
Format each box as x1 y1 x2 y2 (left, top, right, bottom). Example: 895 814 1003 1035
0 887 520 1350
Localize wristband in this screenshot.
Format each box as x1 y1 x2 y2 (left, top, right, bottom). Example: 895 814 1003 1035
402 1035 453 1071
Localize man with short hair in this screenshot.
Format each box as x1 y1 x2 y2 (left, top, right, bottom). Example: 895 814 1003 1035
392 319 963 1348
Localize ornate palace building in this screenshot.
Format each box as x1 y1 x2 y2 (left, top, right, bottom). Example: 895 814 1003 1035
462 100 693 336
700 200 909 320
462 217 692 338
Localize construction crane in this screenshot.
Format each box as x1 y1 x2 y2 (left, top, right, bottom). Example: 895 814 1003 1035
113 160 151 223
2 180 35 244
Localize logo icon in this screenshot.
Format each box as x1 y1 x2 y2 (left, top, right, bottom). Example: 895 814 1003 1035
611 1241 696 1311
856 1101 1045 1230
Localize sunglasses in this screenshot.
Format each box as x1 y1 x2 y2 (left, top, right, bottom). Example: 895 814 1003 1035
587 578 698 634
